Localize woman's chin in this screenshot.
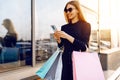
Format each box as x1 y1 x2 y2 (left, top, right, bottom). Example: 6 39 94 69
68 17 73 20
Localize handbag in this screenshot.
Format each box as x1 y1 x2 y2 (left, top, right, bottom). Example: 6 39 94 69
72 51 105 80
36 48 62 79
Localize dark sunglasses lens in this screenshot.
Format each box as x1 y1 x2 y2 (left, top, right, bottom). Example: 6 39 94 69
64 8 73 13
68 8 72 12
64 9 67 12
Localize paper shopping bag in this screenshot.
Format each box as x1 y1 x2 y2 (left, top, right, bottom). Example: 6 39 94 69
54 52 62 80
0 47 19 63
36 48 60 79
44 52 62 80
72 51 105 80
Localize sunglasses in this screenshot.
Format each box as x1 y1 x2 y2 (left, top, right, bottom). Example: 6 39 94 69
64 8 74 13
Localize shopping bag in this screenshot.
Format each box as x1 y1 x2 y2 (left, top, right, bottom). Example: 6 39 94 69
36 48 61 79
0 47 19 63
44 52 62 80
54 52 62 80
72 51 105 80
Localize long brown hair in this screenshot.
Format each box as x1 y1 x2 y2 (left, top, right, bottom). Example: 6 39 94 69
3 19 18 39
64 1 86 23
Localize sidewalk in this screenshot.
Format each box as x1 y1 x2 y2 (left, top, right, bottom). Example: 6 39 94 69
0 62 119 80
0 63 43 80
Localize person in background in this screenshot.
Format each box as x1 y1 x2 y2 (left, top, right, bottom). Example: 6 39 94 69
1 18 17 47
54 1 91 80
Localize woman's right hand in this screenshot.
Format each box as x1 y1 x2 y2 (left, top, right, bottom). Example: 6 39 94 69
54 31 61 43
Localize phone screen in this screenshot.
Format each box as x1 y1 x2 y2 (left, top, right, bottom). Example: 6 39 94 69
51 25 57 32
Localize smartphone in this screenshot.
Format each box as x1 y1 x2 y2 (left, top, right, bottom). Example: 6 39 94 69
51 25 57 32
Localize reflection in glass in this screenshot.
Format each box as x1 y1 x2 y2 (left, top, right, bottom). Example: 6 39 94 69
1 19 17 47
0 0 31 72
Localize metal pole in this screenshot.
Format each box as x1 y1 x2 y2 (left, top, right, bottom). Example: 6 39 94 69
31 0 35 67
98 0 100 54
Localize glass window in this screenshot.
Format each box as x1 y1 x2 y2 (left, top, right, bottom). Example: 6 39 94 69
0 0 32 72
79 0 120 79
35 0 69 63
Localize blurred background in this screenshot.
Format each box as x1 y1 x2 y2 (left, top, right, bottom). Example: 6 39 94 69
0 0 120 80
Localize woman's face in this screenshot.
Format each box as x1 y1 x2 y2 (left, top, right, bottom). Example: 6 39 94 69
65 4 79 20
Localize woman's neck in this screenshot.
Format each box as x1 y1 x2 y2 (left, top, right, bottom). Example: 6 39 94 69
71 17 79 24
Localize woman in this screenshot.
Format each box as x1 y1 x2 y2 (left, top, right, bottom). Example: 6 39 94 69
2 18 17 47
54 1 91 80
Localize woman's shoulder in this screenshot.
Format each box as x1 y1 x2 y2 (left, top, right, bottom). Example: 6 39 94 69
80 21 90 26
6 33 17 38
61 23 69 30
79 21 91 30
